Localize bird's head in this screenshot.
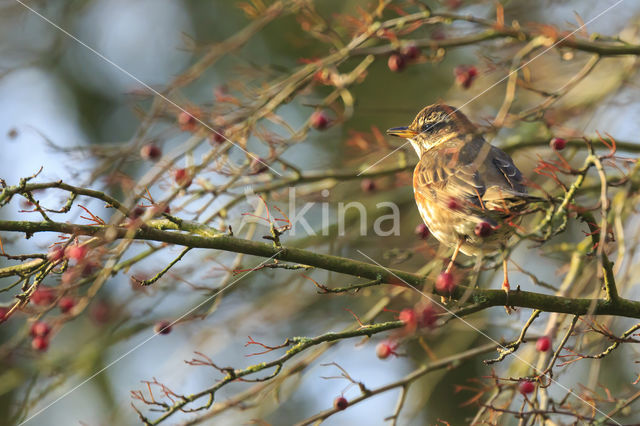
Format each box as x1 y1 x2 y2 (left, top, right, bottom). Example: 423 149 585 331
386 104 476 155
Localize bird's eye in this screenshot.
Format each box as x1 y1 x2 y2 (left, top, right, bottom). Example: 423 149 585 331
421 121 448 133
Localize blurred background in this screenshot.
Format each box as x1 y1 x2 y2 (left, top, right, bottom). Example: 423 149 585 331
2 0 640 424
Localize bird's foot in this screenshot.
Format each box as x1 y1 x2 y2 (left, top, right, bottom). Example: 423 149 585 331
502 279 515 314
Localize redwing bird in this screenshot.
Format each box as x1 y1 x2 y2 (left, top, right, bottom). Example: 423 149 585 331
387 104 532 298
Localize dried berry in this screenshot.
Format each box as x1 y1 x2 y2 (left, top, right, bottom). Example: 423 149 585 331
388 53 406 72
140 143 161 161
333 396 348 411
154 320 172 335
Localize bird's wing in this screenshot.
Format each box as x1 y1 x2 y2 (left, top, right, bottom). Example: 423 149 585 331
414 136 528 215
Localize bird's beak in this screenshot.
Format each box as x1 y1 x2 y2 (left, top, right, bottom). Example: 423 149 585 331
386 126 417 138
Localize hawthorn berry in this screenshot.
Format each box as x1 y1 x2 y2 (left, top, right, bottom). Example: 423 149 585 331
388 53 406 72
403 44 420 60
376 341 394 359
418 305 438 328
435 271 456 294
130 206 146 219
454 65 478 89
31 287 56 306
30 321 51 337
177 111 198 131
399 308 417 328
32 336 49 351
58 296 75 314
154 320 172 335
333 396 348 411
65 244 88 262
140 143 161 161
173 168 193 187
310 111 330 130
415 223 430 239
210 130 226 144
519 380 535 395
550 137 567 151
361 179 376 192
474 221 493 238
47 246 65 263
536 336 551 352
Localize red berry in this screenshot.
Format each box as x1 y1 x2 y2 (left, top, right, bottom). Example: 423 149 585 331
58 296 75 314
550 137 567 151
47 246 65 263
360 179 376 192
399 308 417 327
333 396 348 411
310 111 330 130
474 221 493 238
210 130 226 144
173 168 192 187
519 380 535 395
0 307 8 322
415 223 430 239
31 287 56 306
536 336 551 352
454 65 478 89
388 53 406 72
418 305 438 328
140 143 161 161
376 341 394 359
154 320 172 335
130 206 146 219
65 244 88 262
403 44 420 60
30 321 51 337
31 336 49 351
435 272 456 294
178 111 198 131
447 198 460 210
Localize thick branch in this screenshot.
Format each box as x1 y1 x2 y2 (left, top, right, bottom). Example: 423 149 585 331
2 219 640 318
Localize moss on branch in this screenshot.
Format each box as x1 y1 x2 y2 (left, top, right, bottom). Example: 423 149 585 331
2 219 640 319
